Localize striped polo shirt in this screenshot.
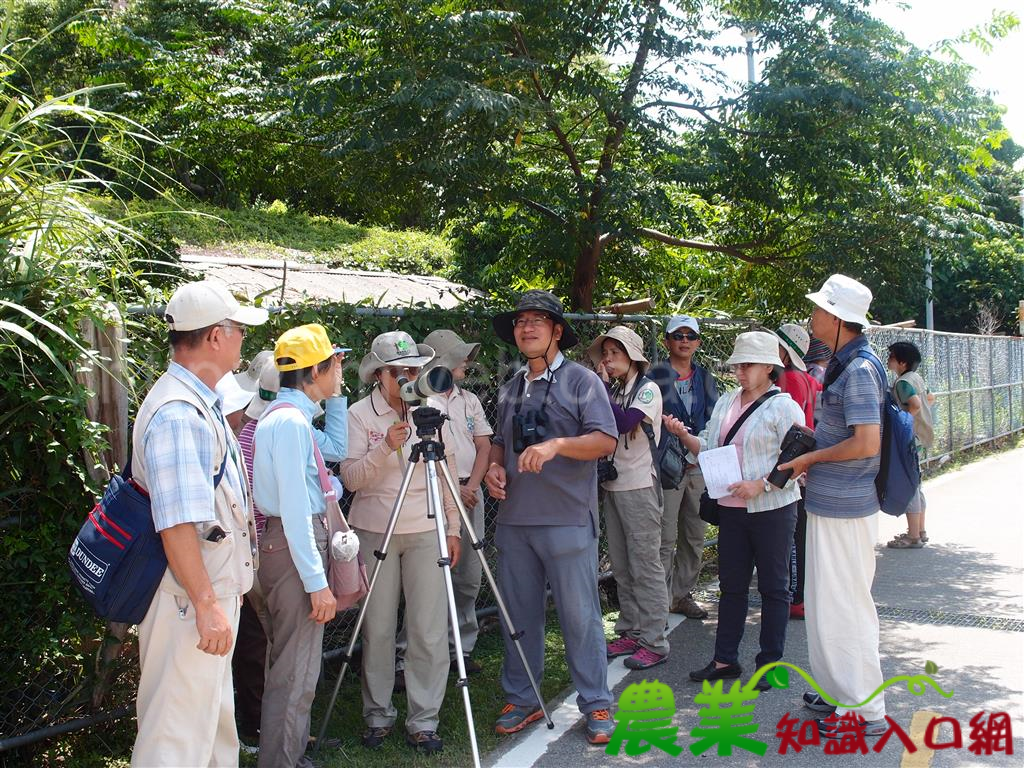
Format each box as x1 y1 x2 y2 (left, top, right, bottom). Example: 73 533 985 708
805 335 885 518
237 420 265 536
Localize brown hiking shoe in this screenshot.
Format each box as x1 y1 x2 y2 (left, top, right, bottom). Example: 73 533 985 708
670 593 708 619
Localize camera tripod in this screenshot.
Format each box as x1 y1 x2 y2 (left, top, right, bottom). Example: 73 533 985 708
315 407 553 767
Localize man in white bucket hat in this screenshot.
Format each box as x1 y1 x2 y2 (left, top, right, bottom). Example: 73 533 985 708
777 274 888 740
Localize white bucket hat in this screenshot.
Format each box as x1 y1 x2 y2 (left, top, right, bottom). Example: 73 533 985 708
234 349 274 392
215 372 255 415
725 331 785 368
805 274 872 327
773 324 809 372
358 331 435 384
587 326 649 372
245 361 281 420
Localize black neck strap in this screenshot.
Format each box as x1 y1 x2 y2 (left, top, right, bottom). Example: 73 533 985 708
723 390 777 446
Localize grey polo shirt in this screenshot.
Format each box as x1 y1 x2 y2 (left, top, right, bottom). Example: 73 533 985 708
805 335 885 518
493 355 616 528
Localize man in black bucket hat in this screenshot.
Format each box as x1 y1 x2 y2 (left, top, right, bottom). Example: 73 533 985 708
485 290 618 745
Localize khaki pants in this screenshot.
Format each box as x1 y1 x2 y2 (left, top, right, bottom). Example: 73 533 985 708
660 466 708 602
132 589 241 767
605 485 669 655
395 492 485 665
357 528 449 734
257 517 328 768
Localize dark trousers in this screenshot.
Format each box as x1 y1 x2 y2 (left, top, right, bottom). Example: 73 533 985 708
714 502 798 669
790 489 808 604
232 594 267 738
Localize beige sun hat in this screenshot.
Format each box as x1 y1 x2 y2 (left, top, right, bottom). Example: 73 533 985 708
805 274 872 327
725 331 785 368
244 362 281 420
587 326 649 372
773 324 809 372
422 329 481 372
234 349 274 392
358 330 435 384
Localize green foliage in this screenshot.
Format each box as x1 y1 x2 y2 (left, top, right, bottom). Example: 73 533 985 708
88 194 457 276
0 14 174 743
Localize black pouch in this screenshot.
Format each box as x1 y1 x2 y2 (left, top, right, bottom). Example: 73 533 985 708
698 489 720 525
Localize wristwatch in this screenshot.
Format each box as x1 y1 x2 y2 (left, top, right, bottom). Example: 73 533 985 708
762 476 774 493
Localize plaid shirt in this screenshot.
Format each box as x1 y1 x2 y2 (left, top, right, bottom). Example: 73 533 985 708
142 362 248 532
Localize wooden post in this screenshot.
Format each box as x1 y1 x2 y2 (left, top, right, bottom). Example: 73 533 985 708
77 304 129 481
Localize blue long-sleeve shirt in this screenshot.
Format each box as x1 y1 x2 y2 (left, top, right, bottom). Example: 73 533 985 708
253 388 347 592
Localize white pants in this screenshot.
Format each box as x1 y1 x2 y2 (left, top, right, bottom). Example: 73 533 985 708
806 512 886 721
132 589 241 767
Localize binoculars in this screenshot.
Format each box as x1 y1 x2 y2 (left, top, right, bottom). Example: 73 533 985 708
767 424 817 487
512 409 548 453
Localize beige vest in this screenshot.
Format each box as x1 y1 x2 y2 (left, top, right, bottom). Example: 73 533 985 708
132 371 257 599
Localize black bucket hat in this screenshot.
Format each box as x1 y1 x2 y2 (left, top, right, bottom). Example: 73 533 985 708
492 289 579 350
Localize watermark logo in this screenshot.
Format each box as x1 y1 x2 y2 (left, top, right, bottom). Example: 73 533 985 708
606 662 1013 758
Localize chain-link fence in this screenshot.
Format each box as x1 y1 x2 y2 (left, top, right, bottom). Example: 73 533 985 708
2 306 1022 758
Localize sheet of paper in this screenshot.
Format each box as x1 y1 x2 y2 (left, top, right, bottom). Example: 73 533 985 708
698 444 743 499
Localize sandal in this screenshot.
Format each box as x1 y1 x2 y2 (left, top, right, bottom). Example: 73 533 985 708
919 529 929 543
888 536 924 549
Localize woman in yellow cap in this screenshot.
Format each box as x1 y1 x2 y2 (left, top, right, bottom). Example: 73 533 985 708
253 323 348 767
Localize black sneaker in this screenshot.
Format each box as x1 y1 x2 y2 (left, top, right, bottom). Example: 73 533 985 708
450 654 483 675
753 676 771 692
361 726 392 749
689 661 742 682
803 691 837 713
406 730 443 753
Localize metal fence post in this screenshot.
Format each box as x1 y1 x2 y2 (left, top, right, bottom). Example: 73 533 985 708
946 335 954 454
989 336 996 440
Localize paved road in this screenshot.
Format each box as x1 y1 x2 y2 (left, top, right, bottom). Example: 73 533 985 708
485 447 1024 768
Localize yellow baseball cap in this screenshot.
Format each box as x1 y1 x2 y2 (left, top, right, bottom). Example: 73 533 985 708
274 324 344 371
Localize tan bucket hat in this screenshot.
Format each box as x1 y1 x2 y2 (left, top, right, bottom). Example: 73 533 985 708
358 330 435 384
725 331 785 368
422 329 481 373
244 362 281 420
773 324 809 372
587 326 649 372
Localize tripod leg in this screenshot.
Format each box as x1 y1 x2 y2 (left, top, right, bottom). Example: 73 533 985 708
314 457 419 751
424 457 482 768
436 460 554 729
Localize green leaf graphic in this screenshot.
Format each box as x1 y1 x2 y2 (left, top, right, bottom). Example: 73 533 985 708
767 667 790 689
925 660 938 675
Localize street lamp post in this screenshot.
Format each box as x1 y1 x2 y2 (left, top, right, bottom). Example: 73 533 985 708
741 29 757 85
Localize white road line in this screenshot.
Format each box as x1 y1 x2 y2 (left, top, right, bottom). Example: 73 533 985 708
491 613 688 768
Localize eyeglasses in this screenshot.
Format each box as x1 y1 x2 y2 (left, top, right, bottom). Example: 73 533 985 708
731 362 763 371
215 323 246 338
513 316 553 329
668 332 699 342
383 366 419 378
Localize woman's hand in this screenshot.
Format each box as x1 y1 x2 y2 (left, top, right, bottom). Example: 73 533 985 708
447 535 462 568
661 414 689 438
595 360 610 383
727 479 763 501
385 421 410 450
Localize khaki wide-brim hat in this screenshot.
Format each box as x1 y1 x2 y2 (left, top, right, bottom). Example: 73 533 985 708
358 330 435 384
422 329 480 373
587 326 649 372
234 349 274 392
773 324 809 372
244 362 281 420
725 331 785 368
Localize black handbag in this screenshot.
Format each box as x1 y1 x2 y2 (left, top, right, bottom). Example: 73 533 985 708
697 390 778 526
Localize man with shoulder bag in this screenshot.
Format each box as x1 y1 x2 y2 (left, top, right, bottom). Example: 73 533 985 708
647 316 719 619
130 281 267 767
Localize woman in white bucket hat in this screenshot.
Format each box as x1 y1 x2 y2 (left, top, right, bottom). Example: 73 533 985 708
663 331 805 688
587 326 669 671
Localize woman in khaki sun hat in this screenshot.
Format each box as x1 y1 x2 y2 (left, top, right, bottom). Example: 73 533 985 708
663 331 806 689
586 326 670 671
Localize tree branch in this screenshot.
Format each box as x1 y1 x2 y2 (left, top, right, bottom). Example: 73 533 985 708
635 227 777 265
509 24 586 188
